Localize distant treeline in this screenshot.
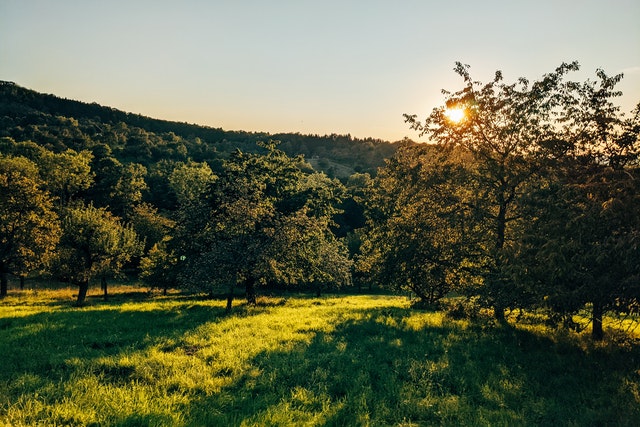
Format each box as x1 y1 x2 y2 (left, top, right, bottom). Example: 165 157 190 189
0 80 399 179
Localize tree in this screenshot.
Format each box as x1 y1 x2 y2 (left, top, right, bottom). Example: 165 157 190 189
0 155 60 296
38 149 94 207
139 239 178 296
268 208 352 296
359 143 478 304
515 73 640 339
54 204 143 304
129 202 174 254
173 143 349 310
518 170 640 340
168 160 217 206
109 162 148 218
404 62 581 318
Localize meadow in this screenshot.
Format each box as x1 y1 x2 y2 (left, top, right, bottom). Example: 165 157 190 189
1 285 639 426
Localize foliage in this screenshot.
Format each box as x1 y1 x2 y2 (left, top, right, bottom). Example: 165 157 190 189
1 68 638 343
173 143 351 307
37 148 95 207
0 80 398 180
168 160 217 206
139 239 178 295
401 62 640 335
514 78 640 339
267 208 352 295
108 162 148 218
360 143 480 304
54 204 143 304
129 202 175 253
0 155 60 296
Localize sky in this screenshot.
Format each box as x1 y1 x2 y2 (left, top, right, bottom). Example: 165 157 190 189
1 0 639 142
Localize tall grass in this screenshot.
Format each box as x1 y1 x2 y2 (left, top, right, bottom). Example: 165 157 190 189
1 286 638 426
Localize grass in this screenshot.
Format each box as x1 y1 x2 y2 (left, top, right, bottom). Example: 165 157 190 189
1 285 639 426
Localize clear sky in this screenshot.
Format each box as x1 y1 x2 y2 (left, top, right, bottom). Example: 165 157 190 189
1 0 639 142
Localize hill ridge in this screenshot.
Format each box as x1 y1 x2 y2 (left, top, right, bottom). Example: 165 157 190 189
0 80 399 178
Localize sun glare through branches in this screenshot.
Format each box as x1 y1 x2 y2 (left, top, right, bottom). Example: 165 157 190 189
444 107 466 123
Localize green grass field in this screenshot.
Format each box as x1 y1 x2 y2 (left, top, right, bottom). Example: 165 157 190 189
1 286 639 426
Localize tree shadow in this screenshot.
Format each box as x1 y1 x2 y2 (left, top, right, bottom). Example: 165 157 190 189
0 293 311 383
3 300 638 426
184 307 640 426
0 300 227 381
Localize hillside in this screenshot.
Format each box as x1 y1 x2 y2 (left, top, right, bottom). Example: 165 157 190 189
0 80 399 178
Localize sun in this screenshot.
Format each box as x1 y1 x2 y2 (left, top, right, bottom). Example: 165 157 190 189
444 107 465 123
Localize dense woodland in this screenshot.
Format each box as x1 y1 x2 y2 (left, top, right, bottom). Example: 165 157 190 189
1 61 639 341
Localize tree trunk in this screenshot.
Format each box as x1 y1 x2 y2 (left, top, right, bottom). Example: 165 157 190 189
493 200 508 322
101 275 108 301
592 301 604 341
19 274 26 290
0 269 8 297
245 277 257 306
76 280 89 306
226 282 234 313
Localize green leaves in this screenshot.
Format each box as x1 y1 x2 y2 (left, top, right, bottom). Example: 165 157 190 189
55 204 143 299
398 62 640 334
173 143 350 303
360 144 477 303
0 155 61 295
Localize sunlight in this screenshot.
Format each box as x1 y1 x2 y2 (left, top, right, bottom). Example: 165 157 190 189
444 107 465 124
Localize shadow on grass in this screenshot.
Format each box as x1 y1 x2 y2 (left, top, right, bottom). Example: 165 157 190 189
2 298 639 426
0 298 231 381
0 293 314 383
185 307 640 426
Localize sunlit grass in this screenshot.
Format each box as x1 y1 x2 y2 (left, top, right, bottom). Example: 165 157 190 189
1 287 638 426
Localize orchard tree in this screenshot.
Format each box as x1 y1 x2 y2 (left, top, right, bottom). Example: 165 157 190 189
360 143 478 304
516 72 640 339
268 208 352 296
55 204 143 304
174 142 349 310
139 239 177 295
0 155 60 296
404 62 581 319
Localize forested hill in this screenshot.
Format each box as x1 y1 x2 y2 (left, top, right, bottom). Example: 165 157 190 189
0 80 399 178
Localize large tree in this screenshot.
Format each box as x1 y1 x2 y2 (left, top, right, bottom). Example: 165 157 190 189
173 143 349 309
515 72 640 339
0 155 60 296
359 143 478 304
55 204 143 304
404 62 581 318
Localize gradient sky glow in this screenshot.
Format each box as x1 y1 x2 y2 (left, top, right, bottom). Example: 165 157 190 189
1 0 639 141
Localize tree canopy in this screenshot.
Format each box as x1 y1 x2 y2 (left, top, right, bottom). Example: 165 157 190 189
54 204 143 304
0 155 60 296
172 143 351 309
394 62 640 337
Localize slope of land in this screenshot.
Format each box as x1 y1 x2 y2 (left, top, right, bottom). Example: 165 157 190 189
0 80 400 179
